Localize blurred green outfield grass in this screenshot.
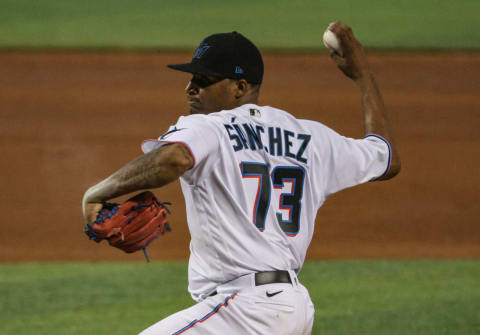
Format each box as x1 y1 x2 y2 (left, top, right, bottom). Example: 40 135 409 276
1 261 479 335
0 0 479 50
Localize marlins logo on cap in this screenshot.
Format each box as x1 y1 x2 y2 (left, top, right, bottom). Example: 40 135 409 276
193 43 211 59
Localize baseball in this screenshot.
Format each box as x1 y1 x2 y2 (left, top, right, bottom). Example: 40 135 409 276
322 29 342 56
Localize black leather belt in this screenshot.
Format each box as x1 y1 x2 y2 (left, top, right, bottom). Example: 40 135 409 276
209 271 292 296
255 270 292 286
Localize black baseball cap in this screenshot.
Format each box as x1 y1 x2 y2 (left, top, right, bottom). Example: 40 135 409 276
168 32 264 84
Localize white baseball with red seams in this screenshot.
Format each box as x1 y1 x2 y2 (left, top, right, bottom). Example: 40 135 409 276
323 29 342 55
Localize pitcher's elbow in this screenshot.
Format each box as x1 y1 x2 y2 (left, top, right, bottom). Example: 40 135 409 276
379 158 401 181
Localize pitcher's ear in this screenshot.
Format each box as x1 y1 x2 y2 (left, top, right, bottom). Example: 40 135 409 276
234 79 249 98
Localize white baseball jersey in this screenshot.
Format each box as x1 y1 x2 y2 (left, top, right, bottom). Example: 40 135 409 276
142 103 391 302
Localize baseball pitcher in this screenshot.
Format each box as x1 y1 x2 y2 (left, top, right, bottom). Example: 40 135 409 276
82 21 401 334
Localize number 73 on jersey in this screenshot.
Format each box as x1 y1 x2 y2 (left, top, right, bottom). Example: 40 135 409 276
240 162 306 237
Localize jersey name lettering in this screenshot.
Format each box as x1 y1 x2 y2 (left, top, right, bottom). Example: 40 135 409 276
224 123 311 163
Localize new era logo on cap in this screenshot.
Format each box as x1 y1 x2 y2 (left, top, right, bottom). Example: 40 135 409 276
235 66 244 74
194 43 211 59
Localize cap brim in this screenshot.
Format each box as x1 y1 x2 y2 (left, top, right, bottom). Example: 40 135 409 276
167 62 225 77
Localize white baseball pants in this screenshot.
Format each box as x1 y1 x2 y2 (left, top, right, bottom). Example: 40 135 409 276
139 270 314 335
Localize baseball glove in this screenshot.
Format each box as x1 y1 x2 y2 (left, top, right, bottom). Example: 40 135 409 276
84 191 171 260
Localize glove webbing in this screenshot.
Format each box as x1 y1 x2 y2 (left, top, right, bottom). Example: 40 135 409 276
141 201 172 263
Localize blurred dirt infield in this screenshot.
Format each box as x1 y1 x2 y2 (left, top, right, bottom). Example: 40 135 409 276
1 52 479 262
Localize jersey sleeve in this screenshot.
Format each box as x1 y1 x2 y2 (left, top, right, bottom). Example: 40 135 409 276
141 114 220 170
319 127 392 197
